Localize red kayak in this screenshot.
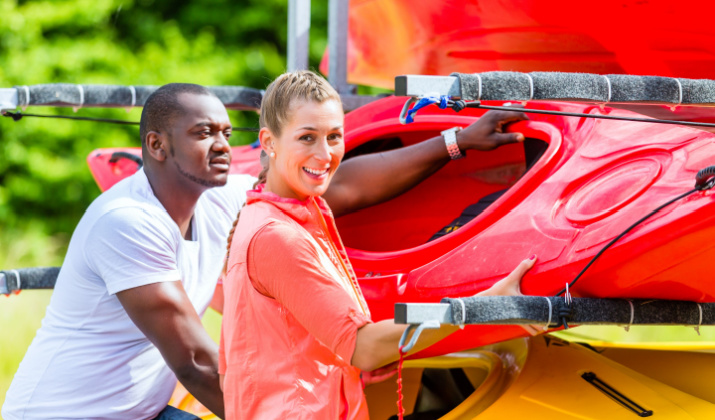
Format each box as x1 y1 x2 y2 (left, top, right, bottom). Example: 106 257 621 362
87 95 715 357
321 0 715 89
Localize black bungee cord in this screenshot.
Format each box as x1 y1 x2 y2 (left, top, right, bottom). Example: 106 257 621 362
552 168 715 297
547 178 713 327
2 110 140 125
555 186 703 296
449 99 715 129
1 110 260 131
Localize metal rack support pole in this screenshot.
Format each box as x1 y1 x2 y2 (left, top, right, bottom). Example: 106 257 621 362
328 0 353 95
288 0 311 71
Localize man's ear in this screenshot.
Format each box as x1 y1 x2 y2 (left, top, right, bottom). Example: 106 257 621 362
145 131 168 162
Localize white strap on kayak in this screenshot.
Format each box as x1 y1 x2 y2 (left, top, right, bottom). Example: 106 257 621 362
601 75 612 109
9 269 20 290
455 297 466 329
473 73 482 101
671 78 683 111
127 85 136 113
74 84 84 112
21 85 30 110
695 302 703 336
624 300 634 332
543 296 552 331
522 73 534 105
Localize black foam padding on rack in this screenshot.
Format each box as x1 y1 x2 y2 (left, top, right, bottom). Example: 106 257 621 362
440 296 715 326
452 72 715 104
12 84 264 110
209 86 264 110
2 266 60 292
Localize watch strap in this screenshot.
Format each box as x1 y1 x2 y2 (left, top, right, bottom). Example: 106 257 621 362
442 127 464 160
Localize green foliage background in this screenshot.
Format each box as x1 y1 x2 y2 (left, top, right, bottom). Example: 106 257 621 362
0 0 332 244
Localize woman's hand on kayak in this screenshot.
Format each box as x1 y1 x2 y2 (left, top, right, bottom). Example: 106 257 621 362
456 106 528 152
476 255 543 335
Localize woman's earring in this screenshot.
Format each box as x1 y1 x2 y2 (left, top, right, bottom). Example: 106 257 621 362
269 152 276 158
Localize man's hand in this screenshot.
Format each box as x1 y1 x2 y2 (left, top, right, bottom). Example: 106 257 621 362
324 106 527 216
456 107 528 152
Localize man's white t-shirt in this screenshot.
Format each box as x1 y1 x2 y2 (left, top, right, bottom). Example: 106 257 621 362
2 169 255 420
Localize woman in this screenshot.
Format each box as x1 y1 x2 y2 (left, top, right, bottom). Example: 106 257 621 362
219 70 537 419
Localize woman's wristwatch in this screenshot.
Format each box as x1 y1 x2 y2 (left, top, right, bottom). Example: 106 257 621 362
442 126 464 160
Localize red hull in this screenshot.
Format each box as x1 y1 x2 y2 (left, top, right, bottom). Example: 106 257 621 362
88 97 715 356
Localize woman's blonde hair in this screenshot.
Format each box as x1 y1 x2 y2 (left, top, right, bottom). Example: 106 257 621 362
223 71 341 274
259 70 342 137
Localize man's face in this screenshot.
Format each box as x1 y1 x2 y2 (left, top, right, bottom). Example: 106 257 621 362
166 93 232 189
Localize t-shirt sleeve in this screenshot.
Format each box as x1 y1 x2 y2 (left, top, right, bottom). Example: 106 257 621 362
249 222 371 363
85 207 181 295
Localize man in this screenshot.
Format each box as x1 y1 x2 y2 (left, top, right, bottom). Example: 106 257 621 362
3 83 526 419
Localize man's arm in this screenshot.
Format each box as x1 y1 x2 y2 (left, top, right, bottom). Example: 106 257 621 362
324 109 527 217
117 281 224 419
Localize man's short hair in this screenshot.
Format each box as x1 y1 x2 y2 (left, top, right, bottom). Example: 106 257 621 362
139 83 218 143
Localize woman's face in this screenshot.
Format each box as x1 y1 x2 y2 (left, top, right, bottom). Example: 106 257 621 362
264 99 345 201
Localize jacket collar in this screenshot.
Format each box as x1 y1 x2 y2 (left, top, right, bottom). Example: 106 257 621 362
245 184 333 225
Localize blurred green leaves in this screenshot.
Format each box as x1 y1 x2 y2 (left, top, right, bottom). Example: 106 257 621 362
0 0 330 249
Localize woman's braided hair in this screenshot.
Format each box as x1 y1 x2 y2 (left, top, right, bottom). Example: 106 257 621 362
222 71 341 275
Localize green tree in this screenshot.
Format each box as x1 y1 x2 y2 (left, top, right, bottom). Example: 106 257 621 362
0 0 329 246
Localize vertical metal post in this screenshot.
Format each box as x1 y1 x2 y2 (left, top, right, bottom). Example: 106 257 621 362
328 0 353 94
288 0 311 71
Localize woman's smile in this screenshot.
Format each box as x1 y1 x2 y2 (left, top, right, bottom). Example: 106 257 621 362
303 166 330 178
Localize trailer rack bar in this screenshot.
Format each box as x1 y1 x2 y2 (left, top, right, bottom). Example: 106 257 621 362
0 84 264 112
396 296 715 327
395 72 715 105
6 267 714 349
0 267 60 295
396 296 715 352
0 83 376 112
